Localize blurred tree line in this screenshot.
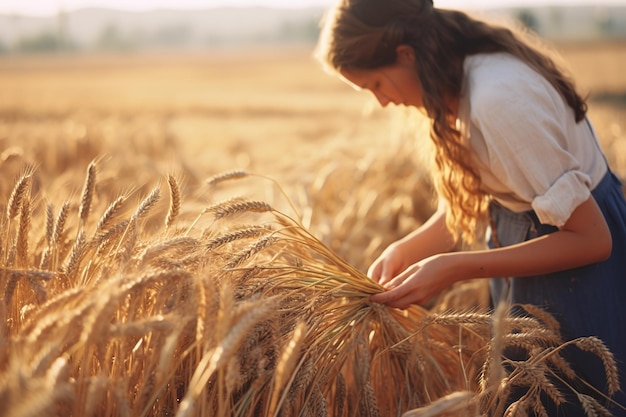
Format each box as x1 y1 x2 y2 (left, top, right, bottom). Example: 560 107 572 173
2 6 625 55
513 7 625 40
1 9 322 54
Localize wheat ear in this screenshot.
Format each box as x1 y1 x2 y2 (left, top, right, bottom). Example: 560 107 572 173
166 175 181 228
573 337 620 396
205 226 272 251
4 172 32 265
15 196 31 267
51 202 70 247
78 161 96 227
50 201 70 270
131 186 161 221
268 322 307 417
6 172 32 221
207 170 303 224
211 199 273 220
95 195 126 234
206 170 249 186
45 203 54 246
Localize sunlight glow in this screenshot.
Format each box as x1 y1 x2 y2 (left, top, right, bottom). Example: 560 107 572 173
0 0 623 16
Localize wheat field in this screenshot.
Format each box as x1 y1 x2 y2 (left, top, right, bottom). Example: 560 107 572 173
0 41 624 416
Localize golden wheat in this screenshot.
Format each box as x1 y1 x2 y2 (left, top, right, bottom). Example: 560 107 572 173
0 42 621 417
166 175 181 229
78 161 96 227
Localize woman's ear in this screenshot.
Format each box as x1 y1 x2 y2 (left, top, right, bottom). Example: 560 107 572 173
396 44 416 65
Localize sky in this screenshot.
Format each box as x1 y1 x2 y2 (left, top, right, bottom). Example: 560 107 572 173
0 0 625 16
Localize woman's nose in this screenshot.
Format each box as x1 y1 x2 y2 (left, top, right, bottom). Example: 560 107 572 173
373 91 391 107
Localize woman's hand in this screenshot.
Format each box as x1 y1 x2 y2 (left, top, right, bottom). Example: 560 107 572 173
368 207 456 286
370 197 612 310
369 254 459 309
367 242 413 286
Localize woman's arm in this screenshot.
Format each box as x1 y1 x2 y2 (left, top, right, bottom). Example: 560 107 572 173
368 205 456 285
370 196 612 308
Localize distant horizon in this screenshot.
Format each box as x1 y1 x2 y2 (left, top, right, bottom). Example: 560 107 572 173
1 0 625 17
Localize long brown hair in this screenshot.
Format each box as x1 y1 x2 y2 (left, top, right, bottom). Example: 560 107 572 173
315 0 587 245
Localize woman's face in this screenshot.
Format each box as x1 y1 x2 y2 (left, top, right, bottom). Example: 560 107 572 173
339 45 424 109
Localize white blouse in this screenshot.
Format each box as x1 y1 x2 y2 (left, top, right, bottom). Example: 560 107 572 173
458 52 607 227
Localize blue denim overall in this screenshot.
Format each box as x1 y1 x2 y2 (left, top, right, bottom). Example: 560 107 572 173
488 169 626 416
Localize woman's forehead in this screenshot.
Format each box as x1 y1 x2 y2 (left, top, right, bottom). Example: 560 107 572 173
338 68 381 90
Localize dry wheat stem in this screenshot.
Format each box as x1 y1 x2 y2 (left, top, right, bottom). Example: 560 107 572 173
270 218 370 281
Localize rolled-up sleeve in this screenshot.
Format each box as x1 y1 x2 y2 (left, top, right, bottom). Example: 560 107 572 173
532 170 591 226
470 64 592 227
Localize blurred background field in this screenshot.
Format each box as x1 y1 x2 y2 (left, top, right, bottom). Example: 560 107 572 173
1 34 625 268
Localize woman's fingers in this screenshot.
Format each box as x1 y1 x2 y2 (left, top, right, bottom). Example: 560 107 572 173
370 270 412 303
367 261 382 282
368 258 395 286
370 287 425 309
369 264 429 307
378 267 394 286
369 286 401 304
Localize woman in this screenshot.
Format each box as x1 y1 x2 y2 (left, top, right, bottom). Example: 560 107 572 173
315 0 626 415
